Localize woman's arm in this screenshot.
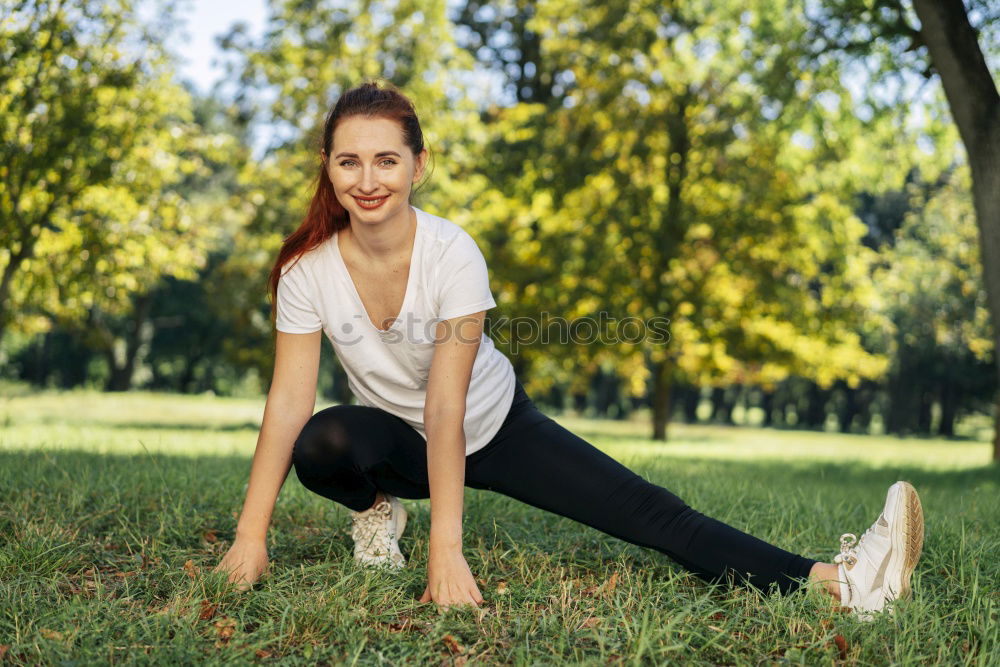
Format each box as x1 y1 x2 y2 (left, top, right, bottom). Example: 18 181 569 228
418 311 487 608
215 329 322 587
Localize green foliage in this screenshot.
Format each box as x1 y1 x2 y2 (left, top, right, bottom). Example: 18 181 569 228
464 0 899 403
0 0 233 346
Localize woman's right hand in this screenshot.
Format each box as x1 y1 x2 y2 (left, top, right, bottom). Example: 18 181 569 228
213 538 269 590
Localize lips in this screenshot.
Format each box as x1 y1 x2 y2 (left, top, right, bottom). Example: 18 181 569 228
354 195 389 210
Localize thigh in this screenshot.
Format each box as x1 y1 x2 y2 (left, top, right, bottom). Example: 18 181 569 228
293 404 430 490
465 406 690 546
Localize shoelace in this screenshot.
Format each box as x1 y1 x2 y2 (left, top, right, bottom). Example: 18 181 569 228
834 533 859 567
352 500 394 553
834 518 880 567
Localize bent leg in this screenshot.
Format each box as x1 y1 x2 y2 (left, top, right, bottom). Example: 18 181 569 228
291 404 431 511
466 406 817 594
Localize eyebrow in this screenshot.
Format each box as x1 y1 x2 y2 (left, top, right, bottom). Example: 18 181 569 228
333 151 402 159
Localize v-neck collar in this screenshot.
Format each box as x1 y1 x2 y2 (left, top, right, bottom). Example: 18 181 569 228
330 206 422 336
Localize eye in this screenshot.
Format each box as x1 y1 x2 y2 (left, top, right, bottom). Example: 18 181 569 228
338 159 356 167
379 158 398 167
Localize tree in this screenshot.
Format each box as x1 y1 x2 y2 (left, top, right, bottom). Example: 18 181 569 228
0 0 225 385
466 0 891 439
807 0 1000 455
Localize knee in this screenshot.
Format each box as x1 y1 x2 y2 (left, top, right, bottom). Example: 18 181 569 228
291 406 357 472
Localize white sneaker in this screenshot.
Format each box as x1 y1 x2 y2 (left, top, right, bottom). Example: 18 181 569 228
834 480 924 620
349 493 407 569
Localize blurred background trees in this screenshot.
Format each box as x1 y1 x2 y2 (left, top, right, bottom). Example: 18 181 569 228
2 0 997 456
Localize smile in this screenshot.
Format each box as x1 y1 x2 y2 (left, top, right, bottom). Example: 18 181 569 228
354 195 389 210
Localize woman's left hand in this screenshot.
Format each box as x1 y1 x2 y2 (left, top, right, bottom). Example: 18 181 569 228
419 547 484 609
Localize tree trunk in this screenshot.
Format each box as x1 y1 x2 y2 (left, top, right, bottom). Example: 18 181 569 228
709 386 736 424
938 377 957 437
911 0 1000 460
680 383 700 423
103 296 154 392
761 388 775 427
837 381 861 433
917 389 934 434
804 382 828 429
650 358 672 440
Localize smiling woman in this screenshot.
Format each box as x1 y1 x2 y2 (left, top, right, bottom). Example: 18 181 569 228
213 80 924 619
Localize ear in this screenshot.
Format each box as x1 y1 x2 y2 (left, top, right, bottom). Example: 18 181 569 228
320 149 328 164
412 147 428 183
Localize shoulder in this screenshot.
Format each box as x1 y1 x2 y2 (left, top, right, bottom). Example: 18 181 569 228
416 207 486 261
279 238 333 280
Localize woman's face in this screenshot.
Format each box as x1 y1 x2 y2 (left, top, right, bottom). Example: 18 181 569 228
323 115 427 226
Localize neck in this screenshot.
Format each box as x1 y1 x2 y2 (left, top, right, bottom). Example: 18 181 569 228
343 205 415 263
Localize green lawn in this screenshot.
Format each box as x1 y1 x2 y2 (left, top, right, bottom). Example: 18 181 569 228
1 390 997 664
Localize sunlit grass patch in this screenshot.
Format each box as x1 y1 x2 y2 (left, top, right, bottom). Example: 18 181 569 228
1 389 997 663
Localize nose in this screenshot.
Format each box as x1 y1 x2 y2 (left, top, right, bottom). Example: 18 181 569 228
359 166 379 194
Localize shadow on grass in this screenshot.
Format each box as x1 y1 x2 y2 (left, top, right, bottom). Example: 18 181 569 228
24 418 263 432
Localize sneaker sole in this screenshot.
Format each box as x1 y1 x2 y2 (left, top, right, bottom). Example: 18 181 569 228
887 481 924 601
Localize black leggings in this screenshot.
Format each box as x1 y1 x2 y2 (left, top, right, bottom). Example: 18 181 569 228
291 380 818 595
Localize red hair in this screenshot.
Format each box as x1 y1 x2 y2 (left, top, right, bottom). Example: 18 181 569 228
267 79 427 322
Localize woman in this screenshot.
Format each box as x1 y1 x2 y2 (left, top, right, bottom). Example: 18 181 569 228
214 80 924 617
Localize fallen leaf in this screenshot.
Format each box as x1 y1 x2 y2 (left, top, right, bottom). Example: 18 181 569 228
199 600 218 621
833 634 848 660
710 612 725 621
496 580 508 594
183 559 198 579
442 634 463 655
214 616 237 643
603 572 619 596
255 648 273 659
387 616 413 633
40 629 63 641
202 529 218 544
0 645 8 660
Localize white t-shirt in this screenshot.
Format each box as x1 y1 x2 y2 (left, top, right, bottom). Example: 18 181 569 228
274 205 516 456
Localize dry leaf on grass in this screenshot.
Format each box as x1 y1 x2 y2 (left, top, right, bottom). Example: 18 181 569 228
199 600 218 621
183 559 198 578
40 629 63 641
214 616 237 644
833 634 848 660
202 529 218 543
603 572 619 595
442 634 464 655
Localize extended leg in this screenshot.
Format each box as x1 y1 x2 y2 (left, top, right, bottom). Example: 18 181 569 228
466 407 818 595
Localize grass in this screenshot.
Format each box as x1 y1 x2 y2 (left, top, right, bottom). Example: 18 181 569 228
1 389 997 664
